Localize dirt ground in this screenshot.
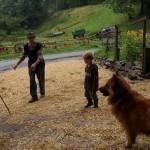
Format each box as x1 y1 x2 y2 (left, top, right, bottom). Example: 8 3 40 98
0 60 150 150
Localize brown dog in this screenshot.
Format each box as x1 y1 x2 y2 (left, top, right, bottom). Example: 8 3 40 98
99 73 150 149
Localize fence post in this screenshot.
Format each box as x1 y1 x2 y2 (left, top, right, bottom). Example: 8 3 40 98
143 48 150 73
115 25 120 61
142 19 147 69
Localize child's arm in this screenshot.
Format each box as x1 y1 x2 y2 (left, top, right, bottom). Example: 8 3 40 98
84 67 87 89
92 67 99 95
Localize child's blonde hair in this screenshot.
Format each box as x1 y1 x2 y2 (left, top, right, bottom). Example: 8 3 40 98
83 52 94 60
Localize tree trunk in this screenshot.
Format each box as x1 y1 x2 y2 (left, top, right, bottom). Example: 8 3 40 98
141 0 144 14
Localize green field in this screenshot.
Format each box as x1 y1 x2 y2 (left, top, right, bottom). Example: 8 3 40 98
37 4 128 36
0 4 129 60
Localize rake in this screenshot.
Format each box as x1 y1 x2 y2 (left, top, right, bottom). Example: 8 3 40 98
0 95 11 115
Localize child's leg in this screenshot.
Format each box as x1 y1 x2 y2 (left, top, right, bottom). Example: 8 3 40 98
84 90 93 108
93 94 99 107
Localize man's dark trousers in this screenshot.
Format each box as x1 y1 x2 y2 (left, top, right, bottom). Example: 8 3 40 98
29 64 45 98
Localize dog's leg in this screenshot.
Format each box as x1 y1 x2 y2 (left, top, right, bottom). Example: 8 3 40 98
125 128 136 149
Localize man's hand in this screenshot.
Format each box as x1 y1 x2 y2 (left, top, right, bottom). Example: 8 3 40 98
13 64 18 70
30 64 36 71
12 57 25 70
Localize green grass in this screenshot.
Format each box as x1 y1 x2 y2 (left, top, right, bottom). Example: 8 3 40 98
94 46 115 60
0 52 21 60
44 44 98 55
37 4 128 37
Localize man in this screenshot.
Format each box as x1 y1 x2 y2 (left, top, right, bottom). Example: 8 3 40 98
13 32 45 103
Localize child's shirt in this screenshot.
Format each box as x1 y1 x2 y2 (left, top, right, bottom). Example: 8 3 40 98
84 63 99 94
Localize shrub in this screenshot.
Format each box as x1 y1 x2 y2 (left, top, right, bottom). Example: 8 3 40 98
120 30 143 62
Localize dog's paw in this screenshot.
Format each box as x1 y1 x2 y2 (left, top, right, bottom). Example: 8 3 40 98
125 143 133 149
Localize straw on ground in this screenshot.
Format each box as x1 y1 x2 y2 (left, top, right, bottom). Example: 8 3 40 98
0 60 150 150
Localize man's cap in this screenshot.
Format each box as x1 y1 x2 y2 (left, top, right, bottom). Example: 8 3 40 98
27 32 36 38
83 52 94 60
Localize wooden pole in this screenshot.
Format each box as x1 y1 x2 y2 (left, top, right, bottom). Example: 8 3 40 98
142 19 147 69
115 25 120 61
0 95 11 115
57 21 82 31
143 19 146 50
55 0 58 11
141 0 144 14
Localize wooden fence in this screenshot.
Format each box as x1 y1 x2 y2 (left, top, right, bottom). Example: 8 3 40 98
114 16 150 72
0 37 91 54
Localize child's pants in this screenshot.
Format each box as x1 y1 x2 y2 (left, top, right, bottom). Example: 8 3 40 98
84 89 98 106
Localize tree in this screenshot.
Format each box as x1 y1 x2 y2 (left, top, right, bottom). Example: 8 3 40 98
0 14 20 35
106 0 136 19
0 0 51 28
106 0 150 19
16 0 50 28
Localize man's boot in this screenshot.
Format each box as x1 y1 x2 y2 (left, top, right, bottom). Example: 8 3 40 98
28 96 38 103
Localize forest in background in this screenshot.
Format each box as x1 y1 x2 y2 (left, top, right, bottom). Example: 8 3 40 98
0 0 150 35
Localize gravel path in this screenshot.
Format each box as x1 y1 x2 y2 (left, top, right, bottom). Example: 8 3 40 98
0 49 97 72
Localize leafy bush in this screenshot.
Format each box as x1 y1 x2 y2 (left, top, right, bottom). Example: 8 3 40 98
0 14 21 35
147 33 150 47
120 30 143 62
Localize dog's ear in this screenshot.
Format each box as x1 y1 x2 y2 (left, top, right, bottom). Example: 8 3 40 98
115 71 120 76
112 73 118 84
113 73 117 79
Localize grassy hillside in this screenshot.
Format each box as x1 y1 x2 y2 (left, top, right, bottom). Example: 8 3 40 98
37 4 128 39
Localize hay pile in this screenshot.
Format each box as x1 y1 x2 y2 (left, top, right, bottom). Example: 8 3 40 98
0 60 150 150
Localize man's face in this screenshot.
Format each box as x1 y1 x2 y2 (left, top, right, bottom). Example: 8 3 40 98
28 36 35 43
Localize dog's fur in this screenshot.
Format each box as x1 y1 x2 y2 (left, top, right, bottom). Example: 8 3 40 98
99 73 150 149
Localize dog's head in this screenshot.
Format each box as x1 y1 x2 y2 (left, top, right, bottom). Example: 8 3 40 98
99 72 130 97
99 74 117 96
99 78 112 96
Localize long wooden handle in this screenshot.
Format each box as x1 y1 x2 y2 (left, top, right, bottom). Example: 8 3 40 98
0 95 11 115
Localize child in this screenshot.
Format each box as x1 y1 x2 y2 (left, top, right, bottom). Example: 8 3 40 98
83 52 99 108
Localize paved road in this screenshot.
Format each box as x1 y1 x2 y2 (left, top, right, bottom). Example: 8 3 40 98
0 49 97 72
